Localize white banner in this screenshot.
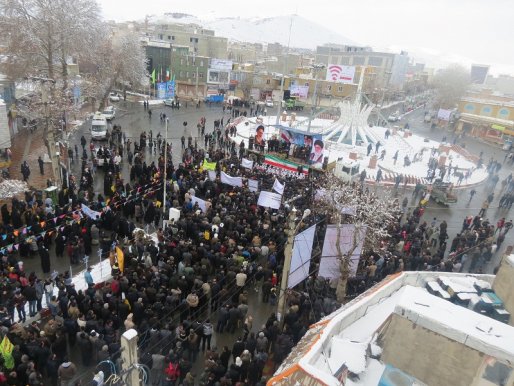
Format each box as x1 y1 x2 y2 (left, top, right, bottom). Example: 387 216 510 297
326 64 355 84
191 196 207 212
220 171 243 187
257 191 282 209
169 208 181 222
288 225 316 288
248 179 259 193
241 158 254 169
319 224 367 278
81 204 102 220
208 170 217 181
437 108 452 121
272 179 285 195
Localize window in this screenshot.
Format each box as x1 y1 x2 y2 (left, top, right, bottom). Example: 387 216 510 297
167 35 171 40
266 79 271 84
186 71 189 78
200 60 204 67
326 85 332 91
180 58 184 66
171 36 175 41
498 108 510 119
353 56 365 65
304 82 309 87
189 37 199 43
192 72 196 78
368 57 383 66
158 34 163 40
199 72 204 78
464 103 475 112
481 105 493 116
179 71 183 77
338 86 343 92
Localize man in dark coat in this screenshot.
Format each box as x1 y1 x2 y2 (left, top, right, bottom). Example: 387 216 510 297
39 245 51 273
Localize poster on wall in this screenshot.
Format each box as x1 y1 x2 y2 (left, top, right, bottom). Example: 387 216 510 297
157 82 166 99
210 59 233 71
309 135 325 168
326 64 356 84
254 125 266 148
280 129 313 147
165 81 175 99
290 85 309 99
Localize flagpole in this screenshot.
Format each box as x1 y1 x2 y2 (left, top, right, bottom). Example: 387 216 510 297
163 118 168 220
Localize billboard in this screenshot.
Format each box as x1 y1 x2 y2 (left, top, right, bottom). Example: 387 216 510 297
319 224 367 278
210 59 233 71
157 81 175 99
326 64 356 84
471 64 490 85
207 69 230 85
290 85 309 99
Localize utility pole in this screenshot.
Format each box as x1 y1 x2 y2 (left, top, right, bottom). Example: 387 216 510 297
276 208 311 326
275 17 293 125
276 208 296 325
121 329 139 386
162 118 169 220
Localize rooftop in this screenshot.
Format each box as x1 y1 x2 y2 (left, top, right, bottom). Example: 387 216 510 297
268 271 514 386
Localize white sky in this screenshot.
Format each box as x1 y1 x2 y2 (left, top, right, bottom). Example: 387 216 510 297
98 0 514 75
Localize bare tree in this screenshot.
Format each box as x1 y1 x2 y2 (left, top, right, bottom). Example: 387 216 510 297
431 64 470 109
87 30 148 110
314 178 400 302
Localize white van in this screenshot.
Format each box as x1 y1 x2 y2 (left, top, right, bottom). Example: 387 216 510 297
91 112 108 140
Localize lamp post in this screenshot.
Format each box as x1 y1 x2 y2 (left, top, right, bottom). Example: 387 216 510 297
277 208 311 326
162 118 169 219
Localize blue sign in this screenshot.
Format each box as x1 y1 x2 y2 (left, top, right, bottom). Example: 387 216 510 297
166 81 175 99
157 82 166 99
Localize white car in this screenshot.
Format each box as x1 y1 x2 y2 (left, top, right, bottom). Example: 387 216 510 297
388 114 401 122
265 99 274 107
102 106 115 121
109 92 121 102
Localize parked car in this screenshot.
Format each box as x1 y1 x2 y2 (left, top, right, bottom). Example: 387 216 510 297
163 99 174 107
265 99 274 107
109 92 121 102
102 106 115 121
388 113 401 122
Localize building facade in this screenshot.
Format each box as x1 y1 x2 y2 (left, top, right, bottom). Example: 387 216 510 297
170 54 209 99
456 90 514 146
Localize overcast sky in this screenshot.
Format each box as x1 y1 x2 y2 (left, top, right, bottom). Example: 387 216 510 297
98 0 514 75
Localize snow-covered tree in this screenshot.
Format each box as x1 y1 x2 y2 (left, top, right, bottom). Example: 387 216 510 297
85 30 148 110
431 64 470 109
313 177 400 302
0 0 102 82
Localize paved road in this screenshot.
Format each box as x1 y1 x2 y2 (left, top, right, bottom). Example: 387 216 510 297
397 108 513 274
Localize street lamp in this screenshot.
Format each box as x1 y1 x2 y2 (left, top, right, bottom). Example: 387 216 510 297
277 207 311 326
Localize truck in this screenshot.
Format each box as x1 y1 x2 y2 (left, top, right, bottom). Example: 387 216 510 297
204 94 224 103
284 96 305 111
430 180 457 205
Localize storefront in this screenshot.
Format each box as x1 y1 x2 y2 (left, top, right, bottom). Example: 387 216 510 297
457 113 514 147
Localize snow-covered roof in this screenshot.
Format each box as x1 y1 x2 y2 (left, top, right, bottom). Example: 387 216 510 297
269 271 511 386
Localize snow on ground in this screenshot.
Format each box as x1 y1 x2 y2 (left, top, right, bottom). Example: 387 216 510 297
0 179 29 199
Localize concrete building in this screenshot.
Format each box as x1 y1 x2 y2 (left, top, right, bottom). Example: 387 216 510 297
486 74 514 96
315 48 411 90
146 22 228 59
268 270 514 386
170 53 209 99
456 90 514 146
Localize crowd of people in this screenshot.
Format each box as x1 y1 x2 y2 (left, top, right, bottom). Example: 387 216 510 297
0 99 510 386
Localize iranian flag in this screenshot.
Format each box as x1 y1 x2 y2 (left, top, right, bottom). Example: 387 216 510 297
264 155 308 174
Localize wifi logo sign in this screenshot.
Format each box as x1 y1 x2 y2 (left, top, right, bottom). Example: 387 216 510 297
328 65 343 81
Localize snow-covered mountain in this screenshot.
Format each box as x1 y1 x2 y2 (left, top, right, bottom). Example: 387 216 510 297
203 14 356 49
149 13 356 50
